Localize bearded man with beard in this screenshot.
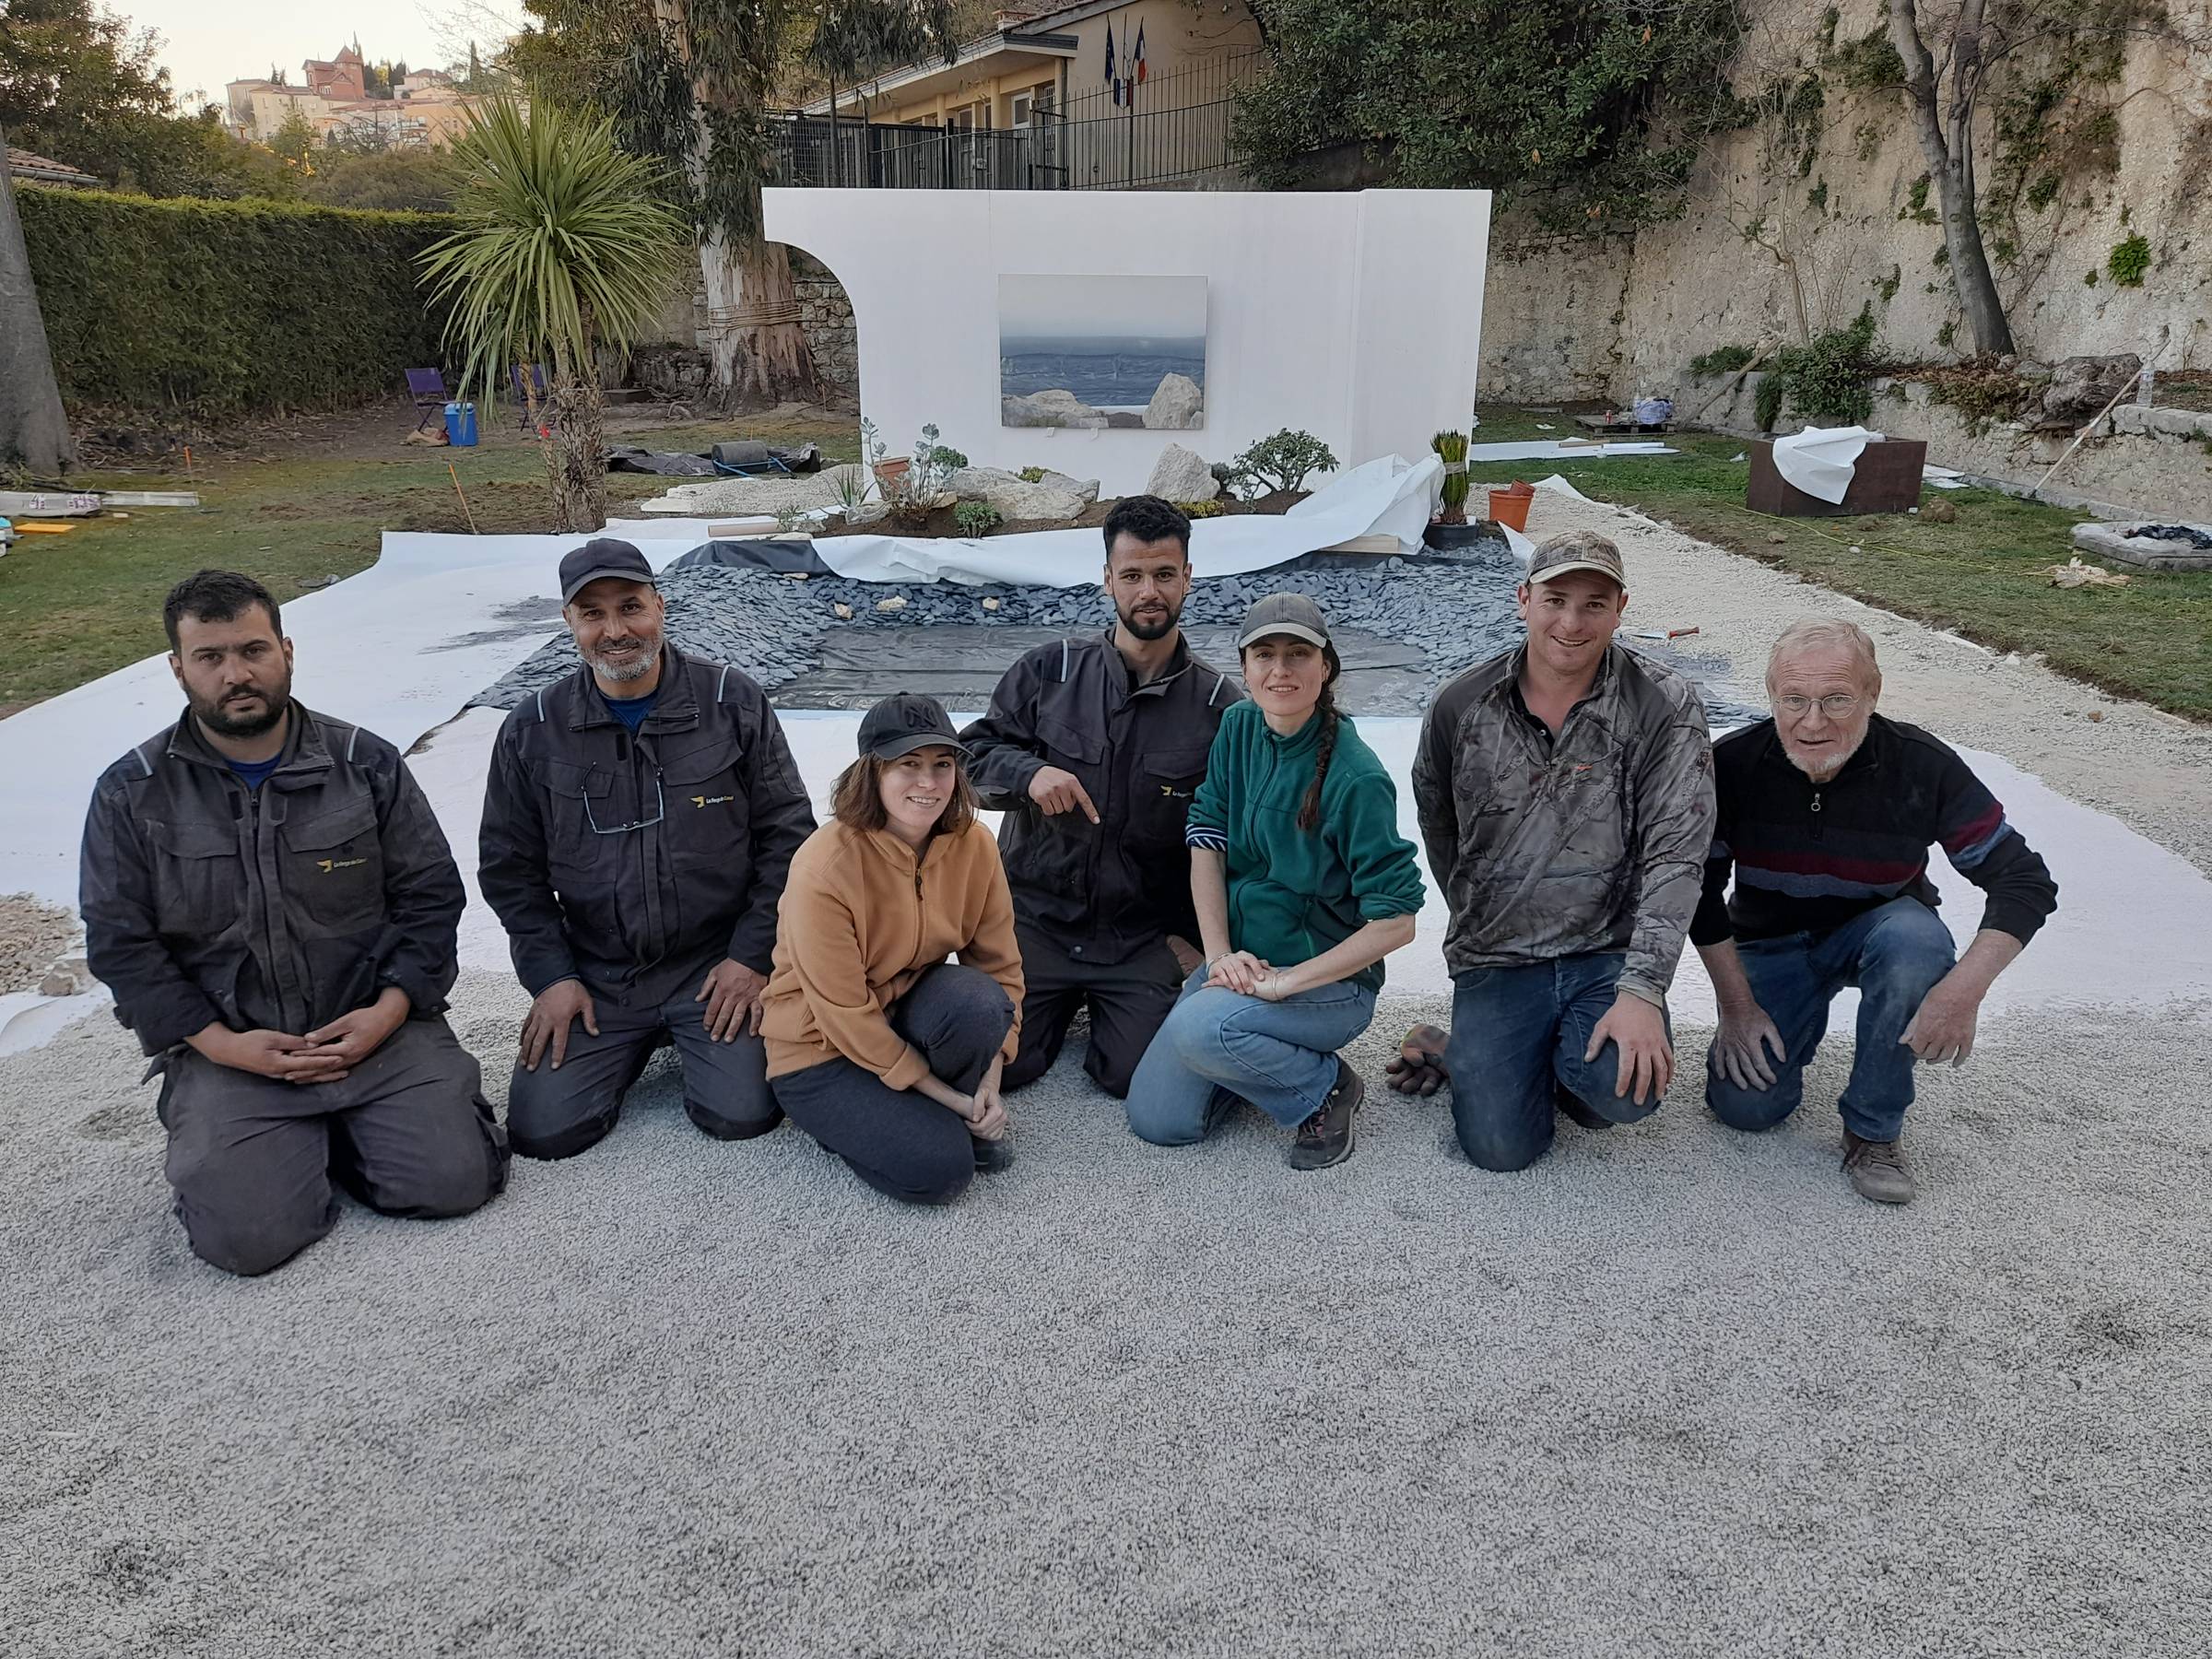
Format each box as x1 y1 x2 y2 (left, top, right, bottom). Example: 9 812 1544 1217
1688 619 2058 1203
478 540 815 1160
81 570 507 1276
960 496 1242 1100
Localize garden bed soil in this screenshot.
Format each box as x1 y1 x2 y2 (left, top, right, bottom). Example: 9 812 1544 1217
815 488 1309 540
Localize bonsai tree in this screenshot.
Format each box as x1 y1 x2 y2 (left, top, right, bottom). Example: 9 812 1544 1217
1234 429 1340 495
418 98 690 531
1430 430 1470 524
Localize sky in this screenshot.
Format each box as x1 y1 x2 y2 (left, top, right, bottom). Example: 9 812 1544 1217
109 0 514 108
999 274 1208 342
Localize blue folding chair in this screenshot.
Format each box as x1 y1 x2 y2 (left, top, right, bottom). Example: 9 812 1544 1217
406 368 448 433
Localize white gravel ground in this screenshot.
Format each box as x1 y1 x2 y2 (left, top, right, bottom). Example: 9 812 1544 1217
8 489 2212 1655
6 968 2209 1657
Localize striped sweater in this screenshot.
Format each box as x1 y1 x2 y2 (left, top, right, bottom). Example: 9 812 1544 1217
1689 714 2056 948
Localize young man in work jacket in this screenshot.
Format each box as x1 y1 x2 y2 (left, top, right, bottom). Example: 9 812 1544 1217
1394 531 1716 1171
81 570 507 1277
960 496 1241 1100
478 540 817 1159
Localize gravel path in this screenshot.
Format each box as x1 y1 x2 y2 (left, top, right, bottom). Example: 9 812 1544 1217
1522 491 2212 876
0 892 76 994
5 972 2207 1656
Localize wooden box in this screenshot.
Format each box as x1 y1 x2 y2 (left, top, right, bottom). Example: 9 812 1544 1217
1746 438 1927 516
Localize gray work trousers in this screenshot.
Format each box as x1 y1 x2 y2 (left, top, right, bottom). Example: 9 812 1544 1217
1001 923 1182 1100
159 1016 508 1277
505 975 780 1160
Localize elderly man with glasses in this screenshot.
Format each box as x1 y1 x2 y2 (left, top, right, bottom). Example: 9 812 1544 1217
1688 619 2057 1203
478 541 817 1159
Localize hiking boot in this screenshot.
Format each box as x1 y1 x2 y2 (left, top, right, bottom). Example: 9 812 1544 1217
1842 1130 1915 1205
972 1131 1015 1174
1289 1060 1364 1171
1555 1083 1613 1132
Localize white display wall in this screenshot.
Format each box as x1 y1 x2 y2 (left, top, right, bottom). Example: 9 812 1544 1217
762 187 1491 498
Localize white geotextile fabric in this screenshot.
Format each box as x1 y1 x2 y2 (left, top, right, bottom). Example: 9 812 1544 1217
691 453 1445 588
1771 425 1877 504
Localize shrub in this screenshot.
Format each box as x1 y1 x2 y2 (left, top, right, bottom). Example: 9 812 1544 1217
2107 233 2151 288
1689 343 1756 378
1018 465 1046 483
953 501 1003 537
1430 429 1470 524
1175 499 1226 519
1754 307 1879 430
1233 429 1339 494
931 446 970 473
17 185 451 413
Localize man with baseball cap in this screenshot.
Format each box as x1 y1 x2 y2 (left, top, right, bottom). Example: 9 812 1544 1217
1394 529 1715 1172
961 496 1241 1100
478 538 817 1159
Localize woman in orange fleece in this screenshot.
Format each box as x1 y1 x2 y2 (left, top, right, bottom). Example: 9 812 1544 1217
762 693 1025 1204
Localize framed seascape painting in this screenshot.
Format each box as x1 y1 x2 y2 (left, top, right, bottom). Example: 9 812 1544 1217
999 275 1207 430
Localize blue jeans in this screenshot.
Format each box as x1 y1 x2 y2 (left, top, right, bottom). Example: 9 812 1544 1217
1447 951 1665 1171
1705 897 1957 1144
1125 967 1378 1145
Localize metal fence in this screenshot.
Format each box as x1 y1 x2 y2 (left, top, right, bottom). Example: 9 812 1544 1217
767 51 1262 192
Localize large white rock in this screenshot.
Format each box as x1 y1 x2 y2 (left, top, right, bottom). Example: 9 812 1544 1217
946 465 1098 523
1144 442 1218 501
1002 389 1109 429
1142 373 1204 430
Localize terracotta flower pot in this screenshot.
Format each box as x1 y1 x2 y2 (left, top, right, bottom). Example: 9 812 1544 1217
1488 482 1535 533
872 457 911 488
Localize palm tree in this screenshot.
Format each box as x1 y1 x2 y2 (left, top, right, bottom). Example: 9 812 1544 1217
418 98 689 530
0 137 76 477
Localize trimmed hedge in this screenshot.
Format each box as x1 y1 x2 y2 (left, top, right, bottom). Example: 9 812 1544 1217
17 185 454 414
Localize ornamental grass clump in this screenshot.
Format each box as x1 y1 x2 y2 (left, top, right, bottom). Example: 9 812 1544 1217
1431 429 1471 524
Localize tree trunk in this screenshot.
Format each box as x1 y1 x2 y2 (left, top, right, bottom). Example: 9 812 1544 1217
0 139 76 477
1888 0 2016 357
548 376 607 531
700 231 821 409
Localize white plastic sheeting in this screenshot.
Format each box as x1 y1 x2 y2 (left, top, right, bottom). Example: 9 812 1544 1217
1771 425 1877 504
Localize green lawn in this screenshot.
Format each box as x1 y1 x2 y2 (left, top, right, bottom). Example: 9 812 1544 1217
1466 406 2212 721
0 410 860 708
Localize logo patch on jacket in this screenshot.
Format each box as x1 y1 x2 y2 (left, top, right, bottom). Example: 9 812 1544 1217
692 794 735 808
317 856 369 873
1159 783 1193 800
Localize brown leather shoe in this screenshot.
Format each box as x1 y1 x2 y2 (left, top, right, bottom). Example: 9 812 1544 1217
1842 1131 1916 1204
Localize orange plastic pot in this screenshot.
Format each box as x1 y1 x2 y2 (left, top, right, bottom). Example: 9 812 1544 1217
1488 484 1534 533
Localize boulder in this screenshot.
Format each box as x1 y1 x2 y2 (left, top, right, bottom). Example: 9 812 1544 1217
1002 389 1109 429
1142 373 1205 430
1145 442 1219 502
2038 354 2142 429
1105 411 1145 429
946 465 1096 522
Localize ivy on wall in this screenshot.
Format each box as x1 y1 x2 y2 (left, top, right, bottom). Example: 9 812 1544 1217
18 186 453 413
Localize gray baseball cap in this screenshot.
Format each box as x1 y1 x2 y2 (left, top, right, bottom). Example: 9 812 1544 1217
1525 530 1627 589
559 538 658 604
1234 593 1334 652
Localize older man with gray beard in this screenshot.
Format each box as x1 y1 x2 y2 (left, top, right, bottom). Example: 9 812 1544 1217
1689 619 2057 1203
479 540 816 1160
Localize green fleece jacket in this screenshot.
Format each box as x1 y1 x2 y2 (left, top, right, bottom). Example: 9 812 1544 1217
1183 700 1425 993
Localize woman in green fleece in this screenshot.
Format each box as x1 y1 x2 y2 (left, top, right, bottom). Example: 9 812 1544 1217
1124 594 1425 1169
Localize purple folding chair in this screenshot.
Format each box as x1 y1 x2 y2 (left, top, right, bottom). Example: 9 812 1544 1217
509 363 552 431
406 368 448 433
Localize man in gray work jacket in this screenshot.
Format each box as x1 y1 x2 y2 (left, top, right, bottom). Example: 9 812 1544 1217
1393 531 1716 1171
81 570 507 1277
478 540 816 1159
960 496 1241 1099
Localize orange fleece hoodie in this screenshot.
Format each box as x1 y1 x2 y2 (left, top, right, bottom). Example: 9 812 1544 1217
761 819 1025 1086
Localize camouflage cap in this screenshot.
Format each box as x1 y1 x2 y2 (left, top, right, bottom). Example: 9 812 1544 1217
1525 530 1627 589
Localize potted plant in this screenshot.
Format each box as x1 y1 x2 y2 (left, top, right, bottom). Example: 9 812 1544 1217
1425 430 1485 550
860 418 909 490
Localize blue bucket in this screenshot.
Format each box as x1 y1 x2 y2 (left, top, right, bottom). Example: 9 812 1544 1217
443 401 479 447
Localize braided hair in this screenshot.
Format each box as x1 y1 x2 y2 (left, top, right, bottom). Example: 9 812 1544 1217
1296 656 1343 833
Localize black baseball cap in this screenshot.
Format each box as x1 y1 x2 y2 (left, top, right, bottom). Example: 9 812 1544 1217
858 692 969 761
559 538 658 604
1234 592 1334 652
